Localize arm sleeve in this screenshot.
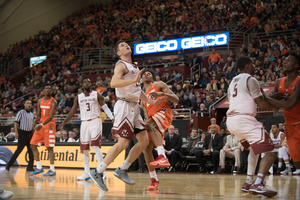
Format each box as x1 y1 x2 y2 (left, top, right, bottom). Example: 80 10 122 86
102 104 114 120
248 77 262 99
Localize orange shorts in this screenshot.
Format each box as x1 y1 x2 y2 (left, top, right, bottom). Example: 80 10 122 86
285 123 300 162
147 112 172 144
30 122 56 148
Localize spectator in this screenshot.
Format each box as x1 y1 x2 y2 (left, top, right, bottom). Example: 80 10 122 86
200 73 211 88
208 118 220 133
64 93 74 108
195 124 223 173
209 60 218 72
182 94 192 109
191 74 201 88
162 72 172 83
208 49 222 66
225 67 237 82
67 131 78 142
217 131 242 174
62 130 68 142
206 74 219 93
56 131 62 142
164 125 183 172
192 97 202 114
204 96 214 110
187 129 200 150
196 103 209 117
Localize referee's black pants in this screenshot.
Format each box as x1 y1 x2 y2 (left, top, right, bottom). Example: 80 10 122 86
6 130 34 169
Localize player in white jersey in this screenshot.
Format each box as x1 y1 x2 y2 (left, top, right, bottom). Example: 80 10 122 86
226 57 278 197
58 77 114 181
89 40 167 192
261 124 285 174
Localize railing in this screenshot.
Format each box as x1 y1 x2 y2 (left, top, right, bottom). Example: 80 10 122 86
3 78 63 108
208 93 228 117
246 29 298 47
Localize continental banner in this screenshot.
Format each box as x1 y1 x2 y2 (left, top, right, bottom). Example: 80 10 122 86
1 145 125 169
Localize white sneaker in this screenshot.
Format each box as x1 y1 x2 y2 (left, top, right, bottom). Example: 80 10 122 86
77 173 91 181
281 167 292 175
293 169 300 175
0 189 13 199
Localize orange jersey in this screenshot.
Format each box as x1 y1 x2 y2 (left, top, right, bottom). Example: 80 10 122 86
143 84 173 135
278 76 300 125
143 84 172 118
40 97 55 123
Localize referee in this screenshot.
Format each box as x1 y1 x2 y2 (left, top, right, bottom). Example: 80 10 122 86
6 99 35 171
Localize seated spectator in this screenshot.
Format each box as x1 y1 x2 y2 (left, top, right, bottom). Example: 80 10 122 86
218 59 226 72
209 60 218 72
67 131 78 142
206 74 220 93
181 94 192 109
200 73 211 88
56 131 62 142
191 74 202 88
217 131 242 174
186 129 200 152
208 49 221 66
208 118 220 133
174 84 184 97
164 125 183 172
192 97 202 114
263 57 272 69
195 124 223 173
204 96 214 110
225 67 237 83
62 130 69 142
215 89 225 101
196 103 209 117
184 87 194 100
65 93 74 108
162 72 172 83
171 70 181 83
219 78 229 93
223 57 235 72
0 132 7 142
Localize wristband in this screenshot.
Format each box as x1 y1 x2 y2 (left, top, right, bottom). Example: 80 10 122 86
40 123 44 127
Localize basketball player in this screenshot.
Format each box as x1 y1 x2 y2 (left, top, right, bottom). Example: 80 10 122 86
89 40 167 191
58 77 114 181
263 52 300 175
141 69 179 191
30 83 57 176
261 124 285 174
226 57 277 197
279 137 292 175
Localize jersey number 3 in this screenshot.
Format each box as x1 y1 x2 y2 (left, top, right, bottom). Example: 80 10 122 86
232 84 238 98
86 103 90 111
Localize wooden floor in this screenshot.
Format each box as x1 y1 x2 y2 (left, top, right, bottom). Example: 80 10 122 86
0 166 299 200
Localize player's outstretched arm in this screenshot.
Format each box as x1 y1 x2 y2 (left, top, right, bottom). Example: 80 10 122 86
110 62 144 88
97 93 114 121
140 90 168 106
265 80 300 110
58 98 79 130
149 81 179 103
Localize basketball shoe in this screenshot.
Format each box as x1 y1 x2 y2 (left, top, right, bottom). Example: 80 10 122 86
241 182 253 192
149 155 170 168
89 169 108 191
147 178 159 191
77 173 91 181
43 170 56 176
280 167 292 175
30 168 44 176
248 183 277 197
293 169 300 175
113 168 135 185
0 189 13 199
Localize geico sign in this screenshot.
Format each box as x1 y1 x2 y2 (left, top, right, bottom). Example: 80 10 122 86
134 32 229 55
181 34 228 48
136 40 178 54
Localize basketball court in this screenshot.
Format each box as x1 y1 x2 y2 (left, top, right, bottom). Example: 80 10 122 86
0 167 299 199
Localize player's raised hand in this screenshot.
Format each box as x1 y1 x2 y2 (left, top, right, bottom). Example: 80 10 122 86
153 96 168 105
133 68 145 83
149 91 165 99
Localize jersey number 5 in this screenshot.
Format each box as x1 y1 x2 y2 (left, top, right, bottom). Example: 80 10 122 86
233 84 238 98
86 103 90 111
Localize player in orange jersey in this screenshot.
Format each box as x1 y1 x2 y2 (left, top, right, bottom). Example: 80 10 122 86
30 83 57 176
141 69 179 191
264 52 300 175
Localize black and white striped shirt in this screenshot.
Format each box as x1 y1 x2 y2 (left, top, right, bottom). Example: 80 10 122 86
15 109 34 131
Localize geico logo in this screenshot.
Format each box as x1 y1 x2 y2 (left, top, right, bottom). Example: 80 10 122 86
136 40 177 54
182 34 227 48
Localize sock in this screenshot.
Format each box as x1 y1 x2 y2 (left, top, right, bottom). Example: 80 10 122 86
285 162 290 168
254 173 265 184
157 146 166 158
246 175 254 184
36 161 42 169
50 164 55 171
93 146 104 172
97 162 108 173
247 149 259 176
278 162 282 168
120 160 131 170
149 170 158 181
82 150 90 174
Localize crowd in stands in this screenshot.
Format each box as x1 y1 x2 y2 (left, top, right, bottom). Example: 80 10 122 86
0 0 284 65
